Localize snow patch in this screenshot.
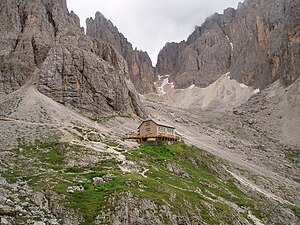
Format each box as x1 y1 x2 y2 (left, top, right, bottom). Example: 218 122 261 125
156 75 174 95
224 73 250 89
225 72 231 79
149 71 261 111
157 78 169 94
226 35 234 51
253 88 260 94
240 83 248 88
189 84 195 89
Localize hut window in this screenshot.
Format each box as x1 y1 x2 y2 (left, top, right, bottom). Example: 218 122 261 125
159 127 166 131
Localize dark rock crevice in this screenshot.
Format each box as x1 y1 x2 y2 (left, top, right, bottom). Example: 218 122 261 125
31 37 38 65
60 52 67 103
12 37 20 52
46 9 57 37
19 11 27 33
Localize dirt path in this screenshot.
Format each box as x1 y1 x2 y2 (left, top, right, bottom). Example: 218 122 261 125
226 169 293 205
0 115 60 127
186 135 298 188
143 100 300 190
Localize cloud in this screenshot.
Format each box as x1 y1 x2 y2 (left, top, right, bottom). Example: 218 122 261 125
67 0 241 64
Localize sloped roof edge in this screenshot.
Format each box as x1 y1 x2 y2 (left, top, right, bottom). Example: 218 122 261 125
138 117 175 129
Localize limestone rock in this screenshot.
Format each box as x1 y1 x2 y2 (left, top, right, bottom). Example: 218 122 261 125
33 222 46 225
0 177 7 185
45 190 83 224
92 174 117 186
92 177 104 186
31 192 49 210
86 12 156 94
0 205 18 216
66 186 84 194
0 0 143 118
156 0 299 90
86 132 102 142
156 41 187 76
166 162 190 178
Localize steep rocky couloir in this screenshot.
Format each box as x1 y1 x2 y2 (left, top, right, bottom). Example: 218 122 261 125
86 12 156 94
0 0 143 117
156 0 300 90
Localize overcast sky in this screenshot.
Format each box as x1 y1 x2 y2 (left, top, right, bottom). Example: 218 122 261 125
67 0 241 65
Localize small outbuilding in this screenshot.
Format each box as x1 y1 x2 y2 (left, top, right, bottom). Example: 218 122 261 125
124 118 181 145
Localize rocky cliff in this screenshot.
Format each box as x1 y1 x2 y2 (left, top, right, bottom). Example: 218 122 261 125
157 0 300 90
86 12 156 94
0 0 143 117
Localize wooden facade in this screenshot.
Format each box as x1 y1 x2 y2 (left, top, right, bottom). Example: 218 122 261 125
124 118 181 144
139 120 158 136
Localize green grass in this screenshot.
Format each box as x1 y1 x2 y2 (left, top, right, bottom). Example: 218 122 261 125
49 142 236 224
65 166 84 173
285 153 296 162
2 141 267 224
294 178 300 184
287 204 300 218
123 142 261 224
104 141 119 147
2 170 20 183
66 179 125 223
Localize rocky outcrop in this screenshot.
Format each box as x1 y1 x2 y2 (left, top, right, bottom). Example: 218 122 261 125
157 13 233 88
86 12 156 94
156 0 300 90
156 41 187 76
0 0 143 117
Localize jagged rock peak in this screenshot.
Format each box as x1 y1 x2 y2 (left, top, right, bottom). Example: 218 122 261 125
95 11 106 18
156 0 299 90
0 0 143 117
86 11 156 94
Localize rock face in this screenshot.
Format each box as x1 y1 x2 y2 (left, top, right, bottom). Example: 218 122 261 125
86 12 156 94
156 0 300 90
0 0 143 117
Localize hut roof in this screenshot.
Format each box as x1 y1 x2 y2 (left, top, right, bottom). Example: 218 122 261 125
139 118 175 129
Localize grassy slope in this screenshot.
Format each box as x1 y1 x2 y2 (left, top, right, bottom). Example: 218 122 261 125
1 141 299 224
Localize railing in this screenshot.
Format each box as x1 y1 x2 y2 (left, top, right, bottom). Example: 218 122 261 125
123 133 181 141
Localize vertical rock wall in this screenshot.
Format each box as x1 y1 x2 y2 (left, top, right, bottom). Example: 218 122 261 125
156 0 300 90
86 12 156 94
0 0 143 117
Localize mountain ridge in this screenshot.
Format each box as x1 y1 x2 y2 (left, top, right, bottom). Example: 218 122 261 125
86 12 156 94
0 0 143 118
0 0 299 224
156 0 299 90
86 0 299 94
